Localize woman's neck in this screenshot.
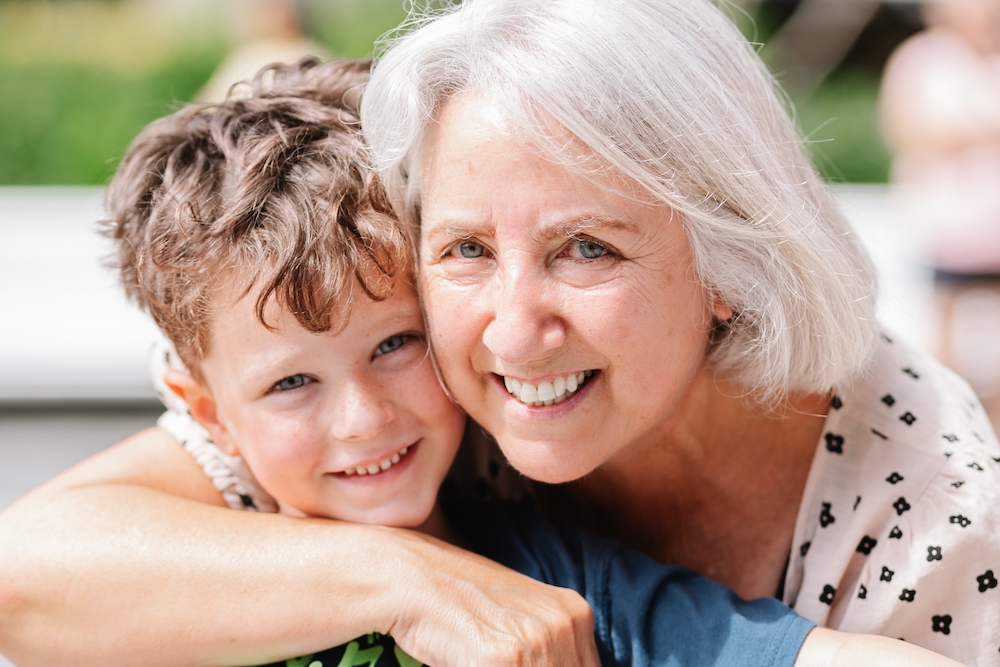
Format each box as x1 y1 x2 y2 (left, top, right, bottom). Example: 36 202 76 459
538 369 829 600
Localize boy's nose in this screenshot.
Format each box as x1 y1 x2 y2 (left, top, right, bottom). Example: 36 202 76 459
329 380 395 441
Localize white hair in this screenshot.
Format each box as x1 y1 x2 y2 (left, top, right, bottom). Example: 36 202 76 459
361 0 879 405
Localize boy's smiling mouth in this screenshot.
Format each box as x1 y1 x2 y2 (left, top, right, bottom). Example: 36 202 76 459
339 442 415 476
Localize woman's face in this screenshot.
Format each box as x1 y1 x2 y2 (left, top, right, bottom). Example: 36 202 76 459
419 93 727 484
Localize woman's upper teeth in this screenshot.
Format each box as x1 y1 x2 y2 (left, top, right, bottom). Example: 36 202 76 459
343 446 410 476
504 371 594 406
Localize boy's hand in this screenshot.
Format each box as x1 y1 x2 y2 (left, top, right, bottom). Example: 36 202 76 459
384 529 600 667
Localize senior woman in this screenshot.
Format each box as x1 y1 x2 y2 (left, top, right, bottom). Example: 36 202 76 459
0 0 997 665
361 0 1000 659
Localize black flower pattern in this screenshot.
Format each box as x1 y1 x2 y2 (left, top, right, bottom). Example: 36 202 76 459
900 589 916 602
893 497 911 516
882 394 896 407
825 433 844 454
927 546 943 562
968 462 984 471
889 525 903 539
856 535 878 555
977 570 998 593
931 615 952 635
881 566 895 582
800 541 811 557
858 584 867 599
819 584 836 605
899 411 917 426
949 515 971 528
831 395 842 410
819 502 836 527
886 472 904 484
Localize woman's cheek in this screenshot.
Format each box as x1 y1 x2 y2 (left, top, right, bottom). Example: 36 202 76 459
423 276 484 373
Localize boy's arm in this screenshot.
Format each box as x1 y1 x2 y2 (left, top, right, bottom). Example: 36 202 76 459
0 428 598 667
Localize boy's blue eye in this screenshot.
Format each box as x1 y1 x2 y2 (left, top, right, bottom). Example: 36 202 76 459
274 374 309 391
375 335 408 356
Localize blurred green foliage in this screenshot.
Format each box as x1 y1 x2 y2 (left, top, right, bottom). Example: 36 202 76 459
0 54 223 184
795 69 890 184
0 0 889 185
0 0 407 186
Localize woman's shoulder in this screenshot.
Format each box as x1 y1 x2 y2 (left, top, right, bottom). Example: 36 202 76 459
833 332 998 459
785 333 1000 663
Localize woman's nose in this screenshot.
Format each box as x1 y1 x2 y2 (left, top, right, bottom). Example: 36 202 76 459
481 259 567 366
329 379 396 441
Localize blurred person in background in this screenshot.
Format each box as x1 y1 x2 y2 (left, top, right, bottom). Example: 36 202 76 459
882 0 1000 425
197 0 329 102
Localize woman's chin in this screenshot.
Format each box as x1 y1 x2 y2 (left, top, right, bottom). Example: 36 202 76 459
501 441 605 485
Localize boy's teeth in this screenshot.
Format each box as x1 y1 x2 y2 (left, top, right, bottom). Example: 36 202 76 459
503 371 593 406
342 445 411 476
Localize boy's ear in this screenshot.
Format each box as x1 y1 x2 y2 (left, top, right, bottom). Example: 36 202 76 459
163 369 241 457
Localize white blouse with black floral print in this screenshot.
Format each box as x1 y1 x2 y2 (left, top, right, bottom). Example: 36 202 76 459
785 332 1000 665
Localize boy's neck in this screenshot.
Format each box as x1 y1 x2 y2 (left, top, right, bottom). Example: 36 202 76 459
415 502 466 548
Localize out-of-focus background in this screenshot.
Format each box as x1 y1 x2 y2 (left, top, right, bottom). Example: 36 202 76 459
0 2 997 659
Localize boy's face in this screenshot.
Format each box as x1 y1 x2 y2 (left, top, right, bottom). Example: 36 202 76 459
175 283 466 527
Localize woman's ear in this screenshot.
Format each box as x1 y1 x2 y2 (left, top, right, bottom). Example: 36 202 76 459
163 368 240 457
711 295 734 322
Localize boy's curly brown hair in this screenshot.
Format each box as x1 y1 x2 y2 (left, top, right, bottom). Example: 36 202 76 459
103 58 408 378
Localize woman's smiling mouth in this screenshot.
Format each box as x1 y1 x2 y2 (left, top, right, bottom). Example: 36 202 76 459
501 371 596 407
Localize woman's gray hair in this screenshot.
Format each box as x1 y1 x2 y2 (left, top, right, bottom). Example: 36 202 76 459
361 0 879 405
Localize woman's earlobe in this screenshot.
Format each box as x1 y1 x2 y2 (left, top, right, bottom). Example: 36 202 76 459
162 369 240 457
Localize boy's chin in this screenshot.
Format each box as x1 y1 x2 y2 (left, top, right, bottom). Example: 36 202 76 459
288 498 438 530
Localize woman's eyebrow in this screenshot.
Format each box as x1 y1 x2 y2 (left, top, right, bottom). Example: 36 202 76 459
424 215 637 240
425 219 497 239
542 215 639 239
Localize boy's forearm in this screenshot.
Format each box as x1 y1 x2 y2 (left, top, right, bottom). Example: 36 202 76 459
794 627 964 667
0 483 409 666
0 429 598 667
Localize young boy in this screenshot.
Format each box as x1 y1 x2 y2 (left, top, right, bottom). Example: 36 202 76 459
103 58 958 667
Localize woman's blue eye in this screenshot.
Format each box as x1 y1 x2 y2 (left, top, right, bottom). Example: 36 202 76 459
576 239 607 259
456 241 485 258
275 374 308 391
376 335 407 356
